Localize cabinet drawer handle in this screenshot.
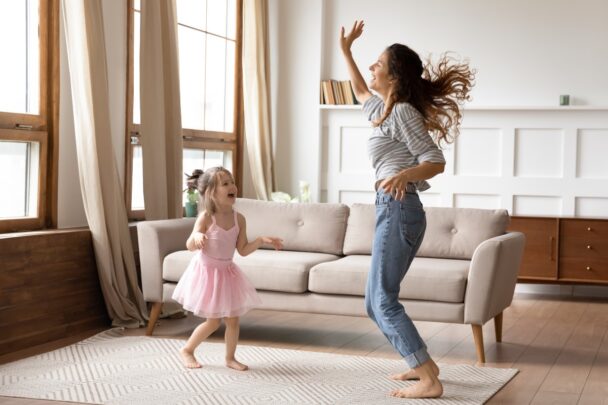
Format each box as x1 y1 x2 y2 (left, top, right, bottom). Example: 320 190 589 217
586 266 592 271
549 236 555 261
587 227 592 231
587 245 592 250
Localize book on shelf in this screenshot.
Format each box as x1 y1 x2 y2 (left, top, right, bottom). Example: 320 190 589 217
331 80 344 105
320 80 358 105
321 80 335 104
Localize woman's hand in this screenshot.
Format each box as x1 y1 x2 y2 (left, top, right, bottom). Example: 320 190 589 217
193 232 207 250
340 20 364 55
380 172 410 201
260 237 284 250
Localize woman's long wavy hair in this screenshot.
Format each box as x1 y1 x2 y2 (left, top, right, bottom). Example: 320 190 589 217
373 44 475 147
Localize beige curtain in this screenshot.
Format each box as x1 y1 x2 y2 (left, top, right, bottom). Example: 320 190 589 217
61 0 147 327
140 0 183 220
242 0 275 200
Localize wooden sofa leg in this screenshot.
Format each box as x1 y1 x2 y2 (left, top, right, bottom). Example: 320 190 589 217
472 324 486 363
146 302 162 336
494 312 503 343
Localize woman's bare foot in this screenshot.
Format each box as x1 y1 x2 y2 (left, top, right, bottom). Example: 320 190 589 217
390 359 440 381
390 378 443 399
390 360 442 399
226 358 249 371
179 348 201 369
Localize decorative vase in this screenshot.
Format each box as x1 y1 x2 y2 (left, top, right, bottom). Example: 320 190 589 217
184 201 198 217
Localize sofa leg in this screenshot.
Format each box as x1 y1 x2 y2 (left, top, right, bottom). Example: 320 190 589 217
146 302 162 336
471 324 485 363
494 312 503 343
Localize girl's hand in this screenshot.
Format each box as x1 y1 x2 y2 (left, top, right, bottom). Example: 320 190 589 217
340 20 364 55
260 237 284 250
193 232 208 250
380 172 410 201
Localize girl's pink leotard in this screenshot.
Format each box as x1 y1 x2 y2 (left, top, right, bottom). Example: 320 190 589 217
172 210 261 318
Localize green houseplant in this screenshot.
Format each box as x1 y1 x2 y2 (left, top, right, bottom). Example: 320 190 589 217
184 169 202 217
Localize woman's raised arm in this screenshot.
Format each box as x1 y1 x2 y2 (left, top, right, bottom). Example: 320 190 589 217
339 20 372 104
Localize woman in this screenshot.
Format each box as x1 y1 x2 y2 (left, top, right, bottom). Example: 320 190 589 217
339 20 474 399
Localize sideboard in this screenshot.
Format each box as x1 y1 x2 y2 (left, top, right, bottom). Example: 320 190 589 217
508 216 608 284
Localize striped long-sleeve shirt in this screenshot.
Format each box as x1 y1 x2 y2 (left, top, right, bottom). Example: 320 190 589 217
363 95 445 192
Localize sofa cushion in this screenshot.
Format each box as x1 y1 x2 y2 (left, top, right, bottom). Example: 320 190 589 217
163 250 340 294
234 199 349 255
308 255 471 303
342 204 376 255
418 207 509 260
234 250 340 293
342 204 509 259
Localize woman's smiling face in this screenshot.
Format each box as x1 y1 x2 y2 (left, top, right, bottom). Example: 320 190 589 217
369 51 393 96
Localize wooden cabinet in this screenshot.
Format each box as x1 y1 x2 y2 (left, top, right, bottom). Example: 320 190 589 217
508 216 608 284
559 219 608 283
508 217 558 280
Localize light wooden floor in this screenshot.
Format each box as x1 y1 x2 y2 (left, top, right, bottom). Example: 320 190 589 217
1 293 607 405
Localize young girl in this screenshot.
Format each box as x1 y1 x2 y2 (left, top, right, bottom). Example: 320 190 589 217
172 167 283 371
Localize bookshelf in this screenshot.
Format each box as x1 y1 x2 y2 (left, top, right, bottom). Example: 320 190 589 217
319 79 359 106
319 104 361 110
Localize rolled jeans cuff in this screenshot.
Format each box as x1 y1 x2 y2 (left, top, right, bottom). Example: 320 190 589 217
404 346 431 369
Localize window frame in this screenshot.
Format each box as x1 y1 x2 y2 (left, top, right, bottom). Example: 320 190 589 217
0 0 59 233
125 0 243 220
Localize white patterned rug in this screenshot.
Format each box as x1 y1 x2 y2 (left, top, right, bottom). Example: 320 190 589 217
0 329 517 404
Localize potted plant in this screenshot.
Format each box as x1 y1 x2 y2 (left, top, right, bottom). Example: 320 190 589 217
184 169 202 217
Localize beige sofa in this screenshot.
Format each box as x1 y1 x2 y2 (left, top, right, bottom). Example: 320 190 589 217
138 198 525 363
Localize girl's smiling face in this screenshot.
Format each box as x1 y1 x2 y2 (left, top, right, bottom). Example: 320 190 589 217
213 171 238 206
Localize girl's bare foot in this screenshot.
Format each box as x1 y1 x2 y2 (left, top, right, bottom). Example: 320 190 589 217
390 378 443 399
226 358 248 371
390 360 440 381
179 348 201 369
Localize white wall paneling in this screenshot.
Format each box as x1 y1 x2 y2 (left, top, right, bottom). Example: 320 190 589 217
577 129 608 178
514 129 564 178
454 194 501 210
321 107 608 218
576 197 608 219
322 109 374 204
454 128 502 177
513 195 563 217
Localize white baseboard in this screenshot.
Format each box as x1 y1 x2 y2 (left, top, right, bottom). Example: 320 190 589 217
515 283 608 298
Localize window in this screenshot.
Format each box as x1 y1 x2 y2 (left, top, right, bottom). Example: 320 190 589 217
126 0 242 218
0 0 58 232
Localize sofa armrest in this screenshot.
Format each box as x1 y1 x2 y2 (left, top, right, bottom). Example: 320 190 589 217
463 232 526 325
137 218 196 302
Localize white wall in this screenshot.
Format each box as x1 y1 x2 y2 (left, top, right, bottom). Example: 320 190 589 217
269 0 324 200
323 0 608 106
56 1 608 223
57 1 127 228
268 0 608 200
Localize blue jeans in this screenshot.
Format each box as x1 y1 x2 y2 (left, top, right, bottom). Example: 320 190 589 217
365 190 430 368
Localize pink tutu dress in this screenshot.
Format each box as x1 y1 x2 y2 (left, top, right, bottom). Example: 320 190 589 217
172 210 262 318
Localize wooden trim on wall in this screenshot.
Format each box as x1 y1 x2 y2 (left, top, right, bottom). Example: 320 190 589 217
124 0 244 219
182 128 237 142
125 0 138 220
46 0 60 228
0 0 59 233
234 0 244 195
0 229 109 355
0 130 48 233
